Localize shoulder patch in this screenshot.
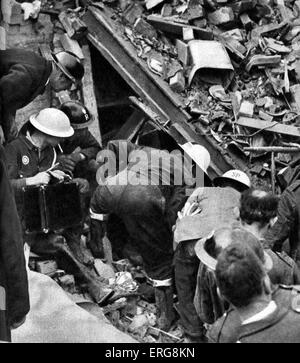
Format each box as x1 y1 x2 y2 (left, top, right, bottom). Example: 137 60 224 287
22 155 29 165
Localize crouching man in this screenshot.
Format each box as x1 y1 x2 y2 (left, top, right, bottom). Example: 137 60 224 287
89 140 190 331
4 108 112 304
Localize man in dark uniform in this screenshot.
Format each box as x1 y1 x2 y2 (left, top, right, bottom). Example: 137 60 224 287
265 180 300 268
208 242 300 343
0 147 29 341
57 101 101 189
90 140 191 330
0 49 84 142
5 108 111 304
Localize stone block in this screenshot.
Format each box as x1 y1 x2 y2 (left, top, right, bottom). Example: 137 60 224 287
1 0 23 25
176 39 190 65
134 18 157 39
146 0 165 10
123 3 144 25
169 71 186 93
208 7 235 26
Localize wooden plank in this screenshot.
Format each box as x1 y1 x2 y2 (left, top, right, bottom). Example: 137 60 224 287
147 15 214 40
81 44 102 146
237 117 300 137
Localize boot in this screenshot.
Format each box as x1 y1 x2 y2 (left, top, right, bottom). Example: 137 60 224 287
154 286 175 331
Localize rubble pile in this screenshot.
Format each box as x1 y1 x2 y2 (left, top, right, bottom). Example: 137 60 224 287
95 0 300 185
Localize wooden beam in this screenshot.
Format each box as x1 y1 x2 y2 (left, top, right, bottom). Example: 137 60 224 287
147 15 214 40
237 117 300 137
114 109 146 141
81 43 102 146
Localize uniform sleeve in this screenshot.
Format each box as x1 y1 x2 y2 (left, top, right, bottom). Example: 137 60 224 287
78 130 101 161
90 185 112 217
4 142 26 193
265 189 297 250
0 64 34 116
0 157 29 324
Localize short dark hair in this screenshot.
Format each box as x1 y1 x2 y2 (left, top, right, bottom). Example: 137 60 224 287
216 242 265 308
240 189 278 227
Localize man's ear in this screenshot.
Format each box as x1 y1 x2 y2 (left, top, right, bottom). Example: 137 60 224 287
233 206 240 219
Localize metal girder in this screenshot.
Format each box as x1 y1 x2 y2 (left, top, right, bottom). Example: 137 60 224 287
83 6 238 178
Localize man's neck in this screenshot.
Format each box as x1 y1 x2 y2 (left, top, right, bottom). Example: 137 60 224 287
241 222 265 240
27 132 45 149
236 295 272 323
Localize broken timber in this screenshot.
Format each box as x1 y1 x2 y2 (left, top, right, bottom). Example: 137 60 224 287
82 5 239 179
237 117 300 138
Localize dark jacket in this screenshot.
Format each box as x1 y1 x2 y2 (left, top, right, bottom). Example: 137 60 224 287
265 181 300 262
0 149 29 336
0 49 52 136
207 285 300 343
91 143 189 279
193 249 300 326
59 128 101 162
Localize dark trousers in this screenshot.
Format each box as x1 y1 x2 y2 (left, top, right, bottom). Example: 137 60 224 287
174 243 205 339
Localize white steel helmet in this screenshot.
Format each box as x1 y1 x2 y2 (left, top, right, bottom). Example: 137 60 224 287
214 169 251 189
29 108 74 138
180 142 211 173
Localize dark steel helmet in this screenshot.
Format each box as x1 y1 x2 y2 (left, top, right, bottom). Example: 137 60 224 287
59 101 92 129
51 51 84 83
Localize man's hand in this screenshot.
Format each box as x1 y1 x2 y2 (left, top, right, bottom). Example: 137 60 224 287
73 178 89 193
58 155 76 174
26 171 50 186
10 316 26 330
70 152 85 164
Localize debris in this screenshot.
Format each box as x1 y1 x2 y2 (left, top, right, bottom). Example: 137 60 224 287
169 70 186 93
147 15 214 40
58 11 87 40
123 2 144 25
207 7 235 27
237 117 300 137
146 0 165 11
60 33 84 60
239 100 254 118
134 18 158 39
176 39 190 65
245 55 282 72
183 27 194 41
188 40 234 88
209 85 230 102
36 260 58 276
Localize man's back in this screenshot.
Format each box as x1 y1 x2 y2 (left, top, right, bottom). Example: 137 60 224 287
0 49 51 113
208 285 300 343
174 186 240 244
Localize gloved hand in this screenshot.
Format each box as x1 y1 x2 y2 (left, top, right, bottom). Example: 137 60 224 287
26 171 50 186
73 178 90 193
57 155 76 174
70 152 85 164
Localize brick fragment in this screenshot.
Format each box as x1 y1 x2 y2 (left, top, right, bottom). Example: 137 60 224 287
169 71 186 93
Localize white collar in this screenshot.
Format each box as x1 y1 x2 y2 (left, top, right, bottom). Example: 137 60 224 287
242 301 277 325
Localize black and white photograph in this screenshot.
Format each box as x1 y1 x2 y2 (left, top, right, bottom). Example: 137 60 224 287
0 0 300 348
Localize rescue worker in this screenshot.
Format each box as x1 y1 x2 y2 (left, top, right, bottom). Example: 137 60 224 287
0 48 84 142
173 169 250 342
89 140 206 330
4 108 111 304
265 180 300 269
209 242 300 343
57 101 101 188
0 147 29 341
194 227 273 325
239 189 300 285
